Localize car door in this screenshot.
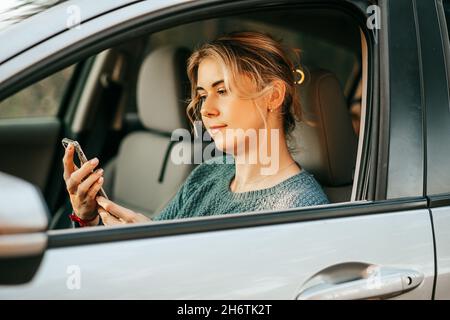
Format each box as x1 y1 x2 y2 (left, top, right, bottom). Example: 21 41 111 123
0 0 435 299
422 0 450 300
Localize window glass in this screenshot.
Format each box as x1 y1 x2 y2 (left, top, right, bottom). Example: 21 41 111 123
0 65 75 119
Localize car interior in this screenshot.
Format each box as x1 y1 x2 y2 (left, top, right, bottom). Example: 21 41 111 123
0 7 366 230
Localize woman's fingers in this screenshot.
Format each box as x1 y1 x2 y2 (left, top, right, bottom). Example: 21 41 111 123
133 213 151 224
96 196 136 222
78 169 104 198
98 207 123 226
96 196 151 224
62 144 76 182
87 176 104 199
66 158 100 194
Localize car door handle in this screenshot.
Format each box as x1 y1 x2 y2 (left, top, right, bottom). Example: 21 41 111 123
297 265 424 300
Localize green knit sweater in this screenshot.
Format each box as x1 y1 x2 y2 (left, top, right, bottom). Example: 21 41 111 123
153 155 329 221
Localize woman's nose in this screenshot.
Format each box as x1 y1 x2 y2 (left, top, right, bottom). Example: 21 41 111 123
200 99 219 118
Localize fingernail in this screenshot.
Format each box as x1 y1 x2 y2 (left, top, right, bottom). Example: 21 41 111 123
97 169 104 174
91 158 99 165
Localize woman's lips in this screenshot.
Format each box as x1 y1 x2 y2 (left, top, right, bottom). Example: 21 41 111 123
209 125 227 135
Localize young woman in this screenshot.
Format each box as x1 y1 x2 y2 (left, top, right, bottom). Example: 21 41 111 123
62 31 329 226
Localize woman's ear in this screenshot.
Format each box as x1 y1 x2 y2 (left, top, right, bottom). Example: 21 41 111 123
268 80 286 112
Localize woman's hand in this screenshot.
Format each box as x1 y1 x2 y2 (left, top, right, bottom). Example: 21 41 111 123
96 196 150 225
62 143 104 224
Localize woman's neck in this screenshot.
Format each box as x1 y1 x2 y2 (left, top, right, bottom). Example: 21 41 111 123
231 131 301 193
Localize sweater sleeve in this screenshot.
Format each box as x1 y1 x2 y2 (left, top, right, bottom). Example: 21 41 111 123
152 179 188 221
151 191 180 221
151 156 227 221
151 162 204 221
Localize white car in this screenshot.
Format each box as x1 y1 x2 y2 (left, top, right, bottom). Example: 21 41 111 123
0 0 449 299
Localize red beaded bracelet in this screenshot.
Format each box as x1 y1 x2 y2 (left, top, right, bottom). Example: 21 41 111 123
69 212 97 227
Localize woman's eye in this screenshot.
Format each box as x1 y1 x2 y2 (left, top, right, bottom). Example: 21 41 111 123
199 96 207 103
217 88 227 95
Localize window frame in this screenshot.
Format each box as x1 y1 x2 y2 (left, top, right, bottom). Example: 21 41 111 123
48 197 428 248
380 0 425 200
426 0 450 201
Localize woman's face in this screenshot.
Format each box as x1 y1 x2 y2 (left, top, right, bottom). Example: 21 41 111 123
197 58 268 155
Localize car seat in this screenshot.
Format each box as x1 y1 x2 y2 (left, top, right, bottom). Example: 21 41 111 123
291 68 358 203
102 46 194 218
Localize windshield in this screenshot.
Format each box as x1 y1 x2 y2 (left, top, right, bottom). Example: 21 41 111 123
0 0 67 32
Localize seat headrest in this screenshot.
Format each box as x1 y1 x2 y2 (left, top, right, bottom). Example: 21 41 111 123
291 68 358 187
137 46 191 133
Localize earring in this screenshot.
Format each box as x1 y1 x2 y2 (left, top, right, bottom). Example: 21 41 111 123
293 68 305 85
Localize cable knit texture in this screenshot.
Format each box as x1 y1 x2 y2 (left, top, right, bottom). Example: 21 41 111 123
153 155 329 221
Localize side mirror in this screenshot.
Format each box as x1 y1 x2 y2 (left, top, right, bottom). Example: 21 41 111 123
0 171 48 285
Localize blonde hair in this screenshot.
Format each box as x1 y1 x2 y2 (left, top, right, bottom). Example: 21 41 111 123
186 31 302 140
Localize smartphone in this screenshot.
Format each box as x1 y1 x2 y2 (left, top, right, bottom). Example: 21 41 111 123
62 138 109 199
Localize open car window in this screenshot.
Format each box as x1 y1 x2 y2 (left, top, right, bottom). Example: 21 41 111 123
0 2 369 231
